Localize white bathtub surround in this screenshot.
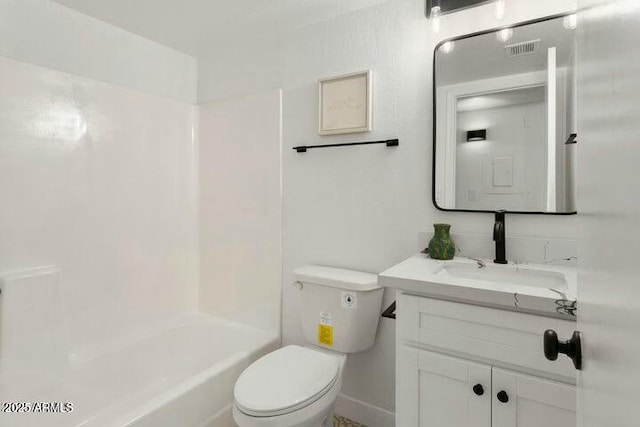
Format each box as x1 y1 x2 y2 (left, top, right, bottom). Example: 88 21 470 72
0 267 66 372
0 39 287 427
0 19 285 427
198 90 283 335
0 52 224 427
0 56 199 351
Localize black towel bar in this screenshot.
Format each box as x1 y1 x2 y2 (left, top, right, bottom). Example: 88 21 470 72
381 301 396 320
293 139 399 153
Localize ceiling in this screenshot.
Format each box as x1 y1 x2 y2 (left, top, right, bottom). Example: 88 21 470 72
51 0 390 58
436 16 576 85
457 85 546 112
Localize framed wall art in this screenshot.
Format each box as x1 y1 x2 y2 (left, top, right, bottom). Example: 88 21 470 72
318 70 372 135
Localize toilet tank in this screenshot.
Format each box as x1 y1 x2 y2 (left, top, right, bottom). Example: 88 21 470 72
294 265 384 353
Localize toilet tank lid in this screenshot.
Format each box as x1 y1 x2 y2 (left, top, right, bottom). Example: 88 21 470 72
294 265 379 291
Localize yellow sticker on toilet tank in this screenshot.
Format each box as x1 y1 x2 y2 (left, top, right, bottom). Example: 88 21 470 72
318 324 333 347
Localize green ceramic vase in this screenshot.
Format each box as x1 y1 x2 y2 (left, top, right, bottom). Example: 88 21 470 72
428 223 456 260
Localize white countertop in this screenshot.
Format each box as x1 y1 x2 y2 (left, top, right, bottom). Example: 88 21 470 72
379 254 577 319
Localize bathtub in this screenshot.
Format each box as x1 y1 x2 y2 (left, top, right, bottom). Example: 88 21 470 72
0 313 279 427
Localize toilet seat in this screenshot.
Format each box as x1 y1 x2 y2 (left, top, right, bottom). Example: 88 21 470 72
234 345 340 417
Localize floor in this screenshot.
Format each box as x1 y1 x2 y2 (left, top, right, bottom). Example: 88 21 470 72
333 415 366 427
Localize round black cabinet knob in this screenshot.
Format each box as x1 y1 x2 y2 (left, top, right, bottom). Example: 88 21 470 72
472 384 484 396
497 390 509 403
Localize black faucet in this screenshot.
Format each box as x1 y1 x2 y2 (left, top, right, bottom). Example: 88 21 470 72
493 210 507 264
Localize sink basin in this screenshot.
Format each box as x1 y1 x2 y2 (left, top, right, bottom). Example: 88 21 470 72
379 254 577 319
435 262 568 294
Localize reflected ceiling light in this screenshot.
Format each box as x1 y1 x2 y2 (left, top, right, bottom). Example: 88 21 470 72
467 129 487 142
496 28 514 42
495 0 506 20
439 41 455 54
563 14 578 30
431 5 441 33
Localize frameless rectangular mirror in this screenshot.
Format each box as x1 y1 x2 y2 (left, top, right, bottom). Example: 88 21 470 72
433 14 577 214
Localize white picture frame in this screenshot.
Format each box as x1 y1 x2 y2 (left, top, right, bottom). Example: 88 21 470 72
318 70 372 135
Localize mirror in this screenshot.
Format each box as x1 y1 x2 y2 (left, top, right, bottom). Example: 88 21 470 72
433 15 577 214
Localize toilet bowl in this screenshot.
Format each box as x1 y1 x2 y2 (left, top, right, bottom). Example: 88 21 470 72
233 266 383 427
233 345 346 427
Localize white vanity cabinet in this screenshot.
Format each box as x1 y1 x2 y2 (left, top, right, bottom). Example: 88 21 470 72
395 293 577 427
397 346 492 427
491 368 576 427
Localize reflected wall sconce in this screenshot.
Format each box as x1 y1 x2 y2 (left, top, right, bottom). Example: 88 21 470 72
467 129 487 141
426 0 496 19
427 1 504 34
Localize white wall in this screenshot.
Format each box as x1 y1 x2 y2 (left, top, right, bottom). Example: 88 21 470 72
280 2 429 420
283 0 578 421
197 0 577 422
456 101 547 211
0 0 201 359
0 55 198 355
0 0 197 103
198 90 283 334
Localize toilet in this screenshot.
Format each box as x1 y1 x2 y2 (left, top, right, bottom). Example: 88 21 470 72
233 265 384 427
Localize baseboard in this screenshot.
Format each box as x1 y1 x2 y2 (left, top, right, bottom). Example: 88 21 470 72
334 394 395 427
203 395 395 427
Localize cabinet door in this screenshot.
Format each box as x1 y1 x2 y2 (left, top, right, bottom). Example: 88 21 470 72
397 346 491 427
492 367 576 427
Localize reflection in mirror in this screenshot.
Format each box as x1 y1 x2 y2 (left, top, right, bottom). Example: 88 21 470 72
434 15 577 214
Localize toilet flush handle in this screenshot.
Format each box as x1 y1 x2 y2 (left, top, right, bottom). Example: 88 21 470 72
291 281 303 290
